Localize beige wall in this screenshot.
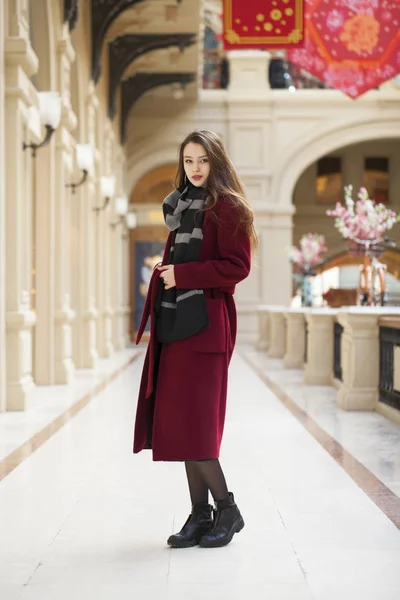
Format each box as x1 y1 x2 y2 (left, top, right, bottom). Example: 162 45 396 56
0 0 6 412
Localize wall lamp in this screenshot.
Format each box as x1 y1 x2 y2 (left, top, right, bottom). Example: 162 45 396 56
122 212 138 239
23 92 62 157
66 144 94 194
110 195 129 227
110 197 137 237
93 176 115 212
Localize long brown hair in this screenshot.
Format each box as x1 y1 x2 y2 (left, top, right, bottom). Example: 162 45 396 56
175 130 258 250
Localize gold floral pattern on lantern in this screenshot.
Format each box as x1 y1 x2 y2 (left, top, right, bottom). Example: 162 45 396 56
271 9 282 21
339 14 380 55
287 28 303 43
224 0 305 50
225 29 240 44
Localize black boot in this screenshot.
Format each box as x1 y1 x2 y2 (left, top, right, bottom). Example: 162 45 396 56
167 503 214 548
199 492 244 548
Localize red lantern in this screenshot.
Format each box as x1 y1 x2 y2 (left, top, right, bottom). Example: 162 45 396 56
223 0 305 50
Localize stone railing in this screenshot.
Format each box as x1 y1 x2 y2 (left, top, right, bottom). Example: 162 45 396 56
378 318 400 419
256 305 400 418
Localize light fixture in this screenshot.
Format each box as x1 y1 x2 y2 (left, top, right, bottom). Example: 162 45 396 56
172 83 185 100
66 144 94 194
23 91 62 157
94 176 115 212
110 195 129 228
122 212 138 239
126 212 137 230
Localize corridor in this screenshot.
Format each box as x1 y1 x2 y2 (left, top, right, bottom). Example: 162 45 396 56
1 348 400 599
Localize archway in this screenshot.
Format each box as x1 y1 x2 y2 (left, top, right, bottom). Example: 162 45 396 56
272 118 400 206
128 163 175 340
288 130 400 307
130 163 177 204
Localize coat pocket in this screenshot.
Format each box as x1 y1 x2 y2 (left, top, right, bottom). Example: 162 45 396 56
189 298 227 353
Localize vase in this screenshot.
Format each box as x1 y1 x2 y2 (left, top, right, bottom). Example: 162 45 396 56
293 272 316 307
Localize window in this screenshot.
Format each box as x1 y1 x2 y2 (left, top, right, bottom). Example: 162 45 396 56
316 157 342 204
364 157 390 204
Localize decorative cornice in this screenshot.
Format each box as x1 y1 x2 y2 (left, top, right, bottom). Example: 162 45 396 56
64 0 78 32
91 0 146 82
120 71 196 143
108 33 196 118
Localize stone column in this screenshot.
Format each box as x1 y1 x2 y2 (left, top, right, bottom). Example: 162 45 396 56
226 50 279 341
336 308 400 410
268 308 286 358
0 2 6 411
256 305 270 351
111 147 125 351
53 30 76 384
304 309 338 385
4 12 38 409
284 309 308 369
226 50 294 338
122 234 132 346
257 206 295 306
71 82 99 369
95 117 114 358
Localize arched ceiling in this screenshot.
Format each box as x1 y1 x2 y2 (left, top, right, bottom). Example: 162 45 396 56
63 1 200 143
64 0 201 144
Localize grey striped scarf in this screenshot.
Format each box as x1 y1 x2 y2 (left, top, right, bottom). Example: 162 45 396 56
155 183 210 343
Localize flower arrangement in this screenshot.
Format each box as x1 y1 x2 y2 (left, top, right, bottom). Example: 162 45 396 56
288 233 328 272
326 185 400 242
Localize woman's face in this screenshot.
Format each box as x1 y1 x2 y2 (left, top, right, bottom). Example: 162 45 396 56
183 142 210 187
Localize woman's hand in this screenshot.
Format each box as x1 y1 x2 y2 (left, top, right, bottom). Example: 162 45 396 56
157 265 176 290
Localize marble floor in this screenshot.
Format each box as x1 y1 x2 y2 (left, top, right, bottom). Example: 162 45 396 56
1 347 400 599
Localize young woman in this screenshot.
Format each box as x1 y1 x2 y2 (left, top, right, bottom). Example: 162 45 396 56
133 129 257 549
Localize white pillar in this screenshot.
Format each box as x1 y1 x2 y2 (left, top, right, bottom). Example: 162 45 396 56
304 309 338 385
226 50 293 339
70 170 99 368
226 50 294 326
284 309 307 369
268 309 286 359
258 207 295 305
95 118 114 358
71 83 99 369
4 20 38 409
111 147 126 351
122 235 132 346
0 2 6 411
53 32 76 384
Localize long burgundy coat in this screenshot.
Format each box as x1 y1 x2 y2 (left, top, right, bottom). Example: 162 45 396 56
133 197 251 461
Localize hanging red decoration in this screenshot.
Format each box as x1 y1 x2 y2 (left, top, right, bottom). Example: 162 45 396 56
288 0 400 99
223 0 305 50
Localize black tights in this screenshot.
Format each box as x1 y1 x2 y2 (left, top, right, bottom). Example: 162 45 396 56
185 459 229 505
